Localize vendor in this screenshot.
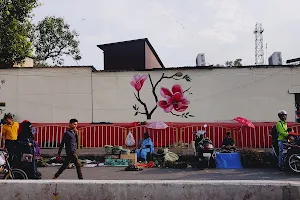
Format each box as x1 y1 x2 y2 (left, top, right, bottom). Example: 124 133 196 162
135 132 154 162
222 132 236 151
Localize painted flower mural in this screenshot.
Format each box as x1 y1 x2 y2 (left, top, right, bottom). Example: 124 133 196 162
131 72 194 119
158 85 190 113
130 74 147 91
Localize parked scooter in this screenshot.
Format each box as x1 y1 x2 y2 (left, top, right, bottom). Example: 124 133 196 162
193 125 215 168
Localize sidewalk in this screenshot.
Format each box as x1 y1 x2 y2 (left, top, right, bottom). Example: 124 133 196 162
40 147 195 157
40 147 268 157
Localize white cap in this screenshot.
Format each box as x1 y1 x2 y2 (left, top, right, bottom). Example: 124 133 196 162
278 110 287 115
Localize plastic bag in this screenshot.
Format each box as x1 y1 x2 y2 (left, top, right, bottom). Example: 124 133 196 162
0 153 5 166
125 131 135 147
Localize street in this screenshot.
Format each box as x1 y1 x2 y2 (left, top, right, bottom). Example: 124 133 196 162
39 167 300 181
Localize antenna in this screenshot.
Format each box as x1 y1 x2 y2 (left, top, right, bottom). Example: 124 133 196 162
265 43 268 64
254 23 264 65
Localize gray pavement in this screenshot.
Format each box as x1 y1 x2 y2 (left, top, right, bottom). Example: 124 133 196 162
39 167 300 181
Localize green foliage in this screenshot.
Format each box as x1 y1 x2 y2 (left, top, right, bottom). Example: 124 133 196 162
225 59 243 67
0 0 39 65
33 16 81 65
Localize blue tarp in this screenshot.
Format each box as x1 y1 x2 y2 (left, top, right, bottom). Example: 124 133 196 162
216 152 243 169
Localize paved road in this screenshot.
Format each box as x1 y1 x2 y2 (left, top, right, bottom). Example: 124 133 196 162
39 167 300 181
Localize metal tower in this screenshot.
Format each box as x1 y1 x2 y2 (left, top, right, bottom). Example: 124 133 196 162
254 23 264 65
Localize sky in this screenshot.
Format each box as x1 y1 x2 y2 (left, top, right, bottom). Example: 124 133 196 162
33 0 300 69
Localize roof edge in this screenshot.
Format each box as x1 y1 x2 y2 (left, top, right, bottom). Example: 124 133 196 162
0 65 98 71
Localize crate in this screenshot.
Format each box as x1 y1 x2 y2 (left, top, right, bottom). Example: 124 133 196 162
120 153 137 164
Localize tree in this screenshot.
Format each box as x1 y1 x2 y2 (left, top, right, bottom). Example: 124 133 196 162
32 16 81 65
233 58 243 67
225 61 233 67
225 59 243 67
33 60 49 67
0 0 39 66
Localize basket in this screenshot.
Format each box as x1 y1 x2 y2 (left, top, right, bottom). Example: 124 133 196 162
113 146 123 150
104 145 113 154
112 149 122 155
121 149 131 154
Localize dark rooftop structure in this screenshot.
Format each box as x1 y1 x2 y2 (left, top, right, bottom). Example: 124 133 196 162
97 38 165 71
287 57 300 64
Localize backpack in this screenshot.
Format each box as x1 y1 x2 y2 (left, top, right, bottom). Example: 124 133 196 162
270 124 278 140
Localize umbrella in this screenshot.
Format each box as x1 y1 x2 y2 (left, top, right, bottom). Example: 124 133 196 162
233 116 255 129
146 121 168 129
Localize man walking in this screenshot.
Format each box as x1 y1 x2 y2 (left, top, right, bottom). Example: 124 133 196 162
52 119 83 179
1 113 19 165
276 110 288 170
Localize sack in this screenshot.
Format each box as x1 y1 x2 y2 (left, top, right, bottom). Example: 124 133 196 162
270 124 278 140
125 132 135 147
21 153 33 162
164 152 179 162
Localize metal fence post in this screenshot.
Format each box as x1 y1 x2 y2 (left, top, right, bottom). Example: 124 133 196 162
175 128 178 154
123 129 127 147
180 128 183 154
78 129 81 152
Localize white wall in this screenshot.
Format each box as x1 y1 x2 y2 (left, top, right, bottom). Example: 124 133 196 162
0 66 299 123
92 67 299 123
0 67 92 123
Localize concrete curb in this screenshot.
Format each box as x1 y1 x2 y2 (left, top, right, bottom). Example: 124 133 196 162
1 180 299 200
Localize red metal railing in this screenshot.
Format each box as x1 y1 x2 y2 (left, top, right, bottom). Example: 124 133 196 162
32 122 300 150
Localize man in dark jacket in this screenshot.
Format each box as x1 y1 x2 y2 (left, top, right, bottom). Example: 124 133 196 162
52 118 83 179
222 132 236 151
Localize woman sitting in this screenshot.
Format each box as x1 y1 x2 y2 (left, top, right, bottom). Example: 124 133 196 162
17 120 41 179
135 132 154 162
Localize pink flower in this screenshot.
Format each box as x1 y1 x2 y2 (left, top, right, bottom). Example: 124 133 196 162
157 85 190 113
130 74 148 91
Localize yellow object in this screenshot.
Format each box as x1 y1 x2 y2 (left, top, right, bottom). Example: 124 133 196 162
2 122 19 141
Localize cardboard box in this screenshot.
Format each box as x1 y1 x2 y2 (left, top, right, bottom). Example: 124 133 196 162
120 153 137 164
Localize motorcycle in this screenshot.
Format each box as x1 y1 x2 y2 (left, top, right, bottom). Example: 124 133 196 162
271 131 300 173
193 125 215 168
284 132 300 173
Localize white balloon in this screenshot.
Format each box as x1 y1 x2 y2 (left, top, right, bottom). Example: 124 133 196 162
204 124 208 128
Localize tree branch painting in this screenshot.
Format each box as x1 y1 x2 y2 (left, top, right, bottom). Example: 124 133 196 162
131 72 194 120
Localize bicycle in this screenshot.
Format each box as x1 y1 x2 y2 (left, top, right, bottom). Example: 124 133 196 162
0 148 28 180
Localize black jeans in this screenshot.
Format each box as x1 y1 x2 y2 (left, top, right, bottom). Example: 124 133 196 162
5 140 18 167
54 153 83 179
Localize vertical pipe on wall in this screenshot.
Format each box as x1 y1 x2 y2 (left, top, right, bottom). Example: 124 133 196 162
90 69 94 123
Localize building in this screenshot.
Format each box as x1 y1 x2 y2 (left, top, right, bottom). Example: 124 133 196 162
0 57 34 68
0 65 299 123
13 58 34 68
196 53 206 66
97 38 164 71
268 52 282 65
